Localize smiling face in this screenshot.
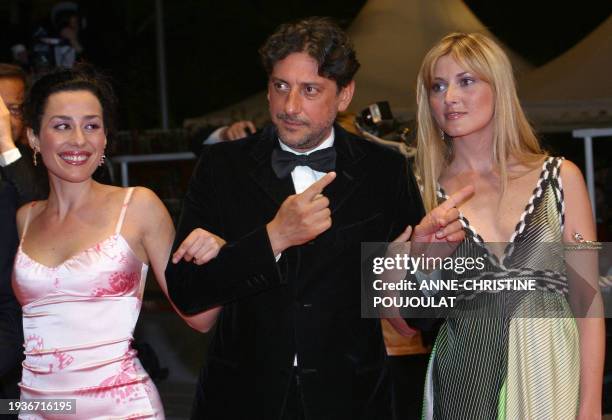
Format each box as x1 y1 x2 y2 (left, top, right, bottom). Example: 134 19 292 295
429 54 495 142
267 52 354 151
28 90 106 183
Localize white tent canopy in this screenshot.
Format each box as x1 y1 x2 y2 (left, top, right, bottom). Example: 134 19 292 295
348 0 532 116
185 0 532 128
519 16 612 132
185 2 612 133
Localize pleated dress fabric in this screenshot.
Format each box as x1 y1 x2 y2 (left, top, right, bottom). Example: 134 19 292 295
423 157 579 420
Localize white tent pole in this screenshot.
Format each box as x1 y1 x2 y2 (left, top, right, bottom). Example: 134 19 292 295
155 0 169 129
583 135 595 220
572 127 612 221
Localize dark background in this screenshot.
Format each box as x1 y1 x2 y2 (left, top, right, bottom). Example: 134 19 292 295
1 3 611 414
1 0 611 129
1 1 611 236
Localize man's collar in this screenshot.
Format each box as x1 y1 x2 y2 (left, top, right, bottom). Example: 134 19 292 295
249 123 361 165
278 128 335 155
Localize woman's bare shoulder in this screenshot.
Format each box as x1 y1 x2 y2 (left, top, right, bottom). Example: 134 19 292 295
507 154 548 177
15 200 46 236
94 184 161 208
558 158 583 179
556 158 589 195
123 186 170 228
128 186 164 208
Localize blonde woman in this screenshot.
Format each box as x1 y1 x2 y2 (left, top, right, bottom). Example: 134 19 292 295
415 33 604 419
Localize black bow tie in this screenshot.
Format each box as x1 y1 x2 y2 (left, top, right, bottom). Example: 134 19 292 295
271 147 336 179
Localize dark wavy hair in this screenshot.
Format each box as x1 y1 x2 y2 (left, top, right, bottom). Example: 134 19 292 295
259 17 360 90
24 64 117 138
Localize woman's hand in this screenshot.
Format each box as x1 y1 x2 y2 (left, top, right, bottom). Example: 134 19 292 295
409 185 474 258
171 228 226 265
386 317 418 337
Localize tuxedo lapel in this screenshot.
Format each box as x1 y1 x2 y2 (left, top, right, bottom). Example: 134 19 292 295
247 124 368 211
248 126 295 206
325 125 367 214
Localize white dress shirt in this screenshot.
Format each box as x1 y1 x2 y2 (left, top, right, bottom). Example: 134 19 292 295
203 126 226 145
278 129 335 194
0 147 21 167
277 128 335 367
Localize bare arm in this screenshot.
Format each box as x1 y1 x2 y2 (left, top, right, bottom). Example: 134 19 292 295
561 160 605 420
136 187 220 332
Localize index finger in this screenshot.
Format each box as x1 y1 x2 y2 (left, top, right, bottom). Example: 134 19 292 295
172 231 198 263
440 185 474 211
392 225 412 243
0 94 7 112
300 172 336 201
172 245 188 263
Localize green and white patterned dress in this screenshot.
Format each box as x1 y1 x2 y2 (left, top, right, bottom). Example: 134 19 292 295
423 157 580 420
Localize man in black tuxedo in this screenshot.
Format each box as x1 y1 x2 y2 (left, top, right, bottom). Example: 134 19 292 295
166 18 466 420
0 64 46 417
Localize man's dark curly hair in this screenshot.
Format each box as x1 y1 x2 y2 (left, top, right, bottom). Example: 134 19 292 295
259 17 360 90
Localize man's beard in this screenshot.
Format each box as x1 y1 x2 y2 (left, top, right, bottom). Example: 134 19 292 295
276 113 333 151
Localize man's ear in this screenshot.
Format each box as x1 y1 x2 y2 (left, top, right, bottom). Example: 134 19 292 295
26 128 40 152
337 80 355 112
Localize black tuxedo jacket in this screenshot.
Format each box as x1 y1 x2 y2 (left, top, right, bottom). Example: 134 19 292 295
166 124 425 419
0 147 46 402
189 125 219 157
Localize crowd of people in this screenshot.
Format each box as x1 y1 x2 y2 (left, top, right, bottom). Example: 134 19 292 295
0 15 605 420
8 3 85 78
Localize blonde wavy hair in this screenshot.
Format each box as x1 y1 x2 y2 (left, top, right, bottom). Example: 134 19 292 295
415 32 544 211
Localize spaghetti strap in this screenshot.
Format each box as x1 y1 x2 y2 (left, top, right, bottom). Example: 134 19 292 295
115 187 135 235
20 201 38 245
548 156 565 229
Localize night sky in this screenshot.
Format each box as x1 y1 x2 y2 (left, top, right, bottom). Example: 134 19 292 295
1 0 611 129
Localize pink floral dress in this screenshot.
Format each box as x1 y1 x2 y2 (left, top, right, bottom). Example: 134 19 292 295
12 188 164 419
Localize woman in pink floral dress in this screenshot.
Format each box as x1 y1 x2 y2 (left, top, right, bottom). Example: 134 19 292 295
10 66 221 419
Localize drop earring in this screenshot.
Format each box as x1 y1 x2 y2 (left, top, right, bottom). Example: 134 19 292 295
99 139 107 167
32 148 39 166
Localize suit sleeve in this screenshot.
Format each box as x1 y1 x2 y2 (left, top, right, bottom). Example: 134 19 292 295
188 125 220 157
388 156 425 239
0 183 24 378
394 157 441 331
0 150 47 205
0 301 24 377
165 146 285 315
